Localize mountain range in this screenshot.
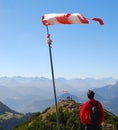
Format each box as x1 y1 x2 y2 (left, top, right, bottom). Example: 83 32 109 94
93 81 118 115
0 76 118 115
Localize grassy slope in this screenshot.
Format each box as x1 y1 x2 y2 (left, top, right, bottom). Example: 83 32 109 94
13 100 118 130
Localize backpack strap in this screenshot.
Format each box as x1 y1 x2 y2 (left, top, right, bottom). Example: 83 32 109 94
96 101 99 106
89 100 99 106
96 101 98 105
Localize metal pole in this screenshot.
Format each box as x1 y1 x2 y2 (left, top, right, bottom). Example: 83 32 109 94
46 26 60 130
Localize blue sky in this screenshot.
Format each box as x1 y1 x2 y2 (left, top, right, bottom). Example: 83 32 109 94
0 0 118 79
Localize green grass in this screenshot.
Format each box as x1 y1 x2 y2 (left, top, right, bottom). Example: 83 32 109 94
0 112 23 120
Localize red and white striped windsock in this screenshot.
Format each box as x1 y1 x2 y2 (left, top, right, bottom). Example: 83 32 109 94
42 13 104 26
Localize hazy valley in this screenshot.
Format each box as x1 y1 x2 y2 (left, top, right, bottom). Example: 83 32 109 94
0 76 118 116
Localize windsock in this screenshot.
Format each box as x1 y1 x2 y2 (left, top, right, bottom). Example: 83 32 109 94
42 13 104 26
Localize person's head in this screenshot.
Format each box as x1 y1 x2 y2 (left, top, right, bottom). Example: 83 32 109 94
87 89 95 99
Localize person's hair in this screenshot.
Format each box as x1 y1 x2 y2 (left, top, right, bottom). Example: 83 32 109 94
87 90 95 99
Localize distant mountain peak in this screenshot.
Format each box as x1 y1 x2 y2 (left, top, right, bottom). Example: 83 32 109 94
0 101 19 115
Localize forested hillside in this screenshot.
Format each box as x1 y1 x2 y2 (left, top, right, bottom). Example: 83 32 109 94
14 100 118 130
0 101 32 130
